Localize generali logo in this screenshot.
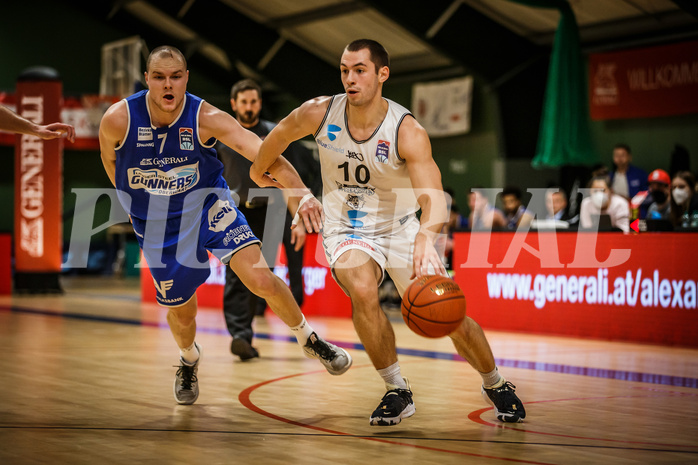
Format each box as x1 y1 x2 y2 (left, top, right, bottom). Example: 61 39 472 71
592 62 619 106
19 95 45 258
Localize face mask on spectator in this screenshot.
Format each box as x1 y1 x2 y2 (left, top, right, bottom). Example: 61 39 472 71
652 189 667 204
672 187 689 205
591 191 608 208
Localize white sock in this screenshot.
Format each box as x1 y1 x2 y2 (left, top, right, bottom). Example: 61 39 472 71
481 367 504 388
290 316 314 346
377 362 408 390
180 342 199 365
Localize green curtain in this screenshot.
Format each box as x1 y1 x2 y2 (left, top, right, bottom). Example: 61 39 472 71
505 0 599 167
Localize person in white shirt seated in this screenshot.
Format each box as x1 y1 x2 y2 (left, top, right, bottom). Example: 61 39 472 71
580 176 630 232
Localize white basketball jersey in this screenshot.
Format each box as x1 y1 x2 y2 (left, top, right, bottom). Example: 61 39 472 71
315 94 418 236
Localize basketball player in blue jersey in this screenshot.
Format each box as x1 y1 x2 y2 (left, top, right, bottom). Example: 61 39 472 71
251 39 525 425
99 46 351 405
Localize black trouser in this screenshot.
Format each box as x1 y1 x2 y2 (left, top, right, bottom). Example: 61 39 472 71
223 199 304 341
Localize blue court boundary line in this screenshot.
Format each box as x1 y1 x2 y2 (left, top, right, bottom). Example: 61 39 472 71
2 304 696 389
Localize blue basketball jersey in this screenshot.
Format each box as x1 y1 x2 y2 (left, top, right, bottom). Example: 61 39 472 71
115 90 226 221
112 90 262 306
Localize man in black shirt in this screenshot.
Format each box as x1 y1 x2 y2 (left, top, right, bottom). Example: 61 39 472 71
217 79 319 360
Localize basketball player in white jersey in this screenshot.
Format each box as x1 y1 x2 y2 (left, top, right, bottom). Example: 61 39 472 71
251 39 525 425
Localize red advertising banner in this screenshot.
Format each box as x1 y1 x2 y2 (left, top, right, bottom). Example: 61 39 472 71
452 232 698 347
589 40 698 120
141 233 353 318
14 81 63 273
0 234 10 295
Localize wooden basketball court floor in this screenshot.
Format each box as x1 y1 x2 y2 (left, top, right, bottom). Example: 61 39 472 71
1 276 696 464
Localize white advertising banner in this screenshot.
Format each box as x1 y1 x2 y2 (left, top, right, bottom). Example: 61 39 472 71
412 76 473 137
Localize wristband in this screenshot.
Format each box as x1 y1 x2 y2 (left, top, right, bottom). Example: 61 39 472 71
292 193 315 226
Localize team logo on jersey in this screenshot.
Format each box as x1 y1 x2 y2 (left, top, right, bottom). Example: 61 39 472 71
127 162 200 196
140 156 189 167
153 279 174 298
327 124 342 141
208 199 238 232
337 235 374 253
347 150 364 161
179 128 194 151
317 139 344 154
335 181 376 196
375 140 390 164
222 225 255 246
138 127 153 141
347 210 368 228
345 194 365 210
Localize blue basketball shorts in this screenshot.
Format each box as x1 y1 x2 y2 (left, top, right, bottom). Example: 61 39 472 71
131 194 261 307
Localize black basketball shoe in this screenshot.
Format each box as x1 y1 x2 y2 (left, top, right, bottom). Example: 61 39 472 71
482 380 525 423
369 379 415 426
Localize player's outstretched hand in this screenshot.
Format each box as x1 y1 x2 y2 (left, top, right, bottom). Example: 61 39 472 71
37 123 75 142
411 233 447 279
292 194 324 233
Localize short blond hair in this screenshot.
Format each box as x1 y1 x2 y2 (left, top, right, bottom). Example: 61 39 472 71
146 46 187 72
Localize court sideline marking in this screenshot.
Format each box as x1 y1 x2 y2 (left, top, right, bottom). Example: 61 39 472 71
3 303 697 462
1 303 697 389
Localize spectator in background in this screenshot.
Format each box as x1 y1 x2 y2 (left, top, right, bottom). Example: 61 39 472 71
580 175 630 232
545 188 568 220
217 78 319 361
646 169 672 220
670 171 698 228
545 187 577 224
448 203 467 230
444 187 467 231
591 163 610 178
442 187 467 270
468 189 506 231
501 186 534 229
610 143 648 200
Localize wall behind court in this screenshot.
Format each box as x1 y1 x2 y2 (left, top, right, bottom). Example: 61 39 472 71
383 78 502 211
1 1 697 235
590 113 698 175
0 1 232 240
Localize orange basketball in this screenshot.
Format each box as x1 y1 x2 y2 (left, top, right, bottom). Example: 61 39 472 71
401 275 466 338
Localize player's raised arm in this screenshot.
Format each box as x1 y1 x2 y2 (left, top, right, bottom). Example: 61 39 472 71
200 100 324 232
199 101 262 162
250 96 330 188
249 97 331 232
399 116 449 279
98 100 128 187
197 101 298 188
